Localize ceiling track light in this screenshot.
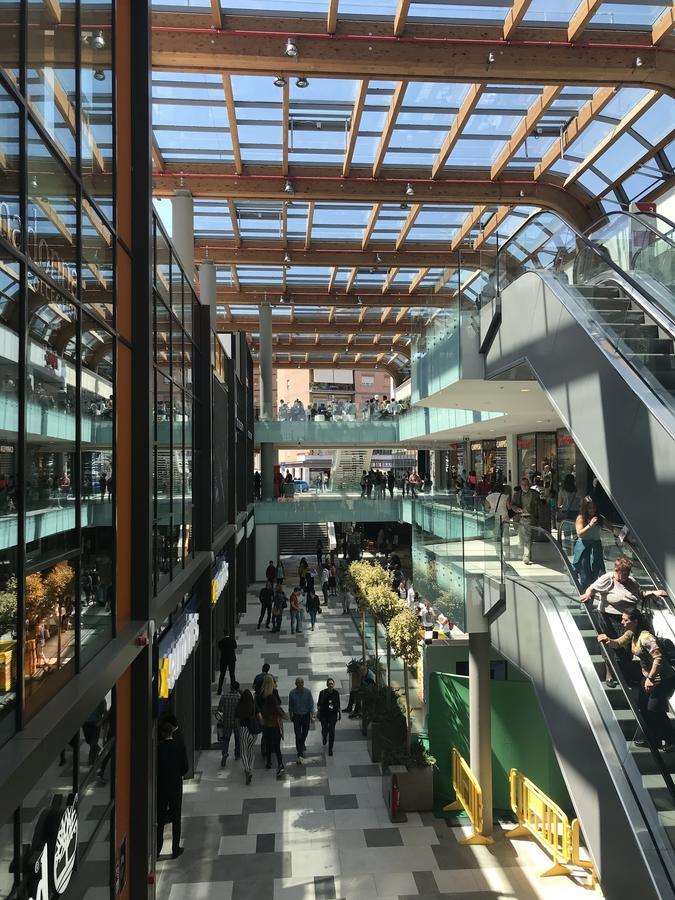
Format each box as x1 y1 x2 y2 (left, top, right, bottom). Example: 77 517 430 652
274 75 287 88
487 51 496 64
518 189 525 198
375 254 383 264
283 180 295 195
283 252 291 263
405 183 415 197
93 30 106 50
399 202 409 210
279 294 286 304
634 56 643 67
285 38 299 58
295 76 309 89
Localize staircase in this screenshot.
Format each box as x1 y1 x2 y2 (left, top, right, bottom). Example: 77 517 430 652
332 448 373 490
278 522 331 557
576 284 675 397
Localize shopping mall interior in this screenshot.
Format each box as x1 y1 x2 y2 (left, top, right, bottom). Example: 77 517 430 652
1 1 675 898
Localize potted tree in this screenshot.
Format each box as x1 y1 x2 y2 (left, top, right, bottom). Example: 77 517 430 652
365 684 406 763
368 583 403 689
24 572 49 676
44 562 75 669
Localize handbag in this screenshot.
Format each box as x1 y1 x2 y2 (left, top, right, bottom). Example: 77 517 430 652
317 605 322 614
248 714 263 735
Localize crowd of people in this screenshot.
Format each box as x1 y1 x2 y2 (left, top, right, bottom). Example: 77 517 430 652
275 395 411 422
359 468 432 498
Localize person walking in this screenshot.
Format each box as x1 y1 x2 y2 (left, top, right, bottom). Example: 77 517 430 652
156 720 188 858
261 689 287 776
387 470 395 499
328 562 337 597
288 677 314 763
316 537 324 569
253 662 274 693
276 558 285 585
271 584 287 633
257 581 274 629
572 495 606 590
306 589 321 630
216 680 241 767
289 587 301 634
511 476 540 565
265 560 276 584
235 689 261 785
317 678 341 756
217 631 237 694
298 557 309 590
485 484 511 555
321 565 330 606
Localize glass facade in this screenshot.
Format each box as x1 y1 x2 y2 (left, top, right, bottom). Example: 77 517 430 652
0 1 117 741
152 216 199 595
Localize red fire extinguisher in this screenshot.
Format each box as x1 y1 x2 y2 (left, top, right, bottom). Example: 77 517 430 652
391 776 400 818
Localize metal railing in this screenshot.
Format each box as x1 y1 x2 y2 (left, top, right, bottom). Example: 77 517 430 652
443 747 493 845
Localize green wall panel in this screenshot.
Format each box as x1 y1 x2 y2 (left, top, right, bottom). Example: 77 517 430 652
429 672 572 814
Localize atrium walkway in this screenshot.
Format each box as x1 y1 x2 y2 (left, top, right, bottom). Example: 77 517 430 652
156 579 598 900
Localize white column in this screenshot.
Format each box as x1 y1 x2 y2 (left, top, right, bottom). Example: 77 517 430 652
171 189 195 282
259 303 274 421
199 260 217 333
505 433 518 488
465 576 493 838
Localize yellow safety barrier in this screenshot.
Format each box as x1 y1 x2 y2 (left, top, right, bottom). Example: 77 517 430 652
508 769 597 887
443 748 493 845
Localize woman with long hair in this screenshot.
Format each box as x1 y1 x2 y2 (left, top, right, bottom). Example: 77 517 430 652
260 691 288 777
599 606 674 750
234 690 260 785
572 495 605 590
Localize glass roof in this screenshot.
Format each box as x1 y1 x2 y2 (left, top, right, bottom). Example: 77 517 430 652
150 1 675 377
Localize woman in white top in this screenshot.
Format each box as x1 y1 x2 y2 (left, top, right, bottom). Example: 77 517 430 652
485 487 511 552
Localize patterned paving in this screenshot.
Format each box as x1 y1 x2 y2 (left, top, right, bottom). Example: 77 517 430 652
156 578 598 900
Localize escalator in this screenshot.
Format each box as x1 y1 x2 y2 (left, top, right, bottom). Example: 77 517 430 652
486 523 675 898
480 209 675 594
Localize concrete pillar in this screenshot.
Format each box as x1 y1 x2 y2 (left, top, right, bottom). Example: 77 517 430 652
199 260 217 333
259 303 273 420
505 433 518 488
468 630 493 836
171 189 195 282
261 443 277 502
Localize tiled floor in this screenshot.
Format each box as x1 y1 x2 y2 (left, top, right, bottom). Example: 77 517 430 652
156 579 599 900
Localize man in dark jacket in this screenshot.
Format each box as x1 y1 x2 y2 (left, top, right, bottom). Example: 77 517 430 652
217 631 237 693
157 720 188 858
257 581 274 630
265 560 276 583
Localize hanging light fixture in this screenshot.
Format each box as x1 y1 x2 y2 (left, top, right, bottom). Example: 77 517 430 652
279 294 286 304
283 180 294 194
375 253 383 264
283 252 291 263
405 183 415 197
487 51 495 64
285 38 299 58
296 76 309 89
274 75 287 88
94 68 105 82
635 56 643 67
93 30 106 50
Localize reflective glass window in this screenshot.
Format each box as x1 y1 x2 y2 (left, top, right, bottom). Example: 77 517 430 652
0 84 21 252
81 3 114 218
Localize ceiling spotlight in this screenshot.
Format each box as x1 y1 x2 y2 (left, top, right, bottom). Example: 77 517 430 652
487 51 496 64
284 252 291 263
283 180 294 195
296 76 309 89
405 183 415 197
92 30 106 51
279 294 286 304
357 296 363 305
30 175 38 190
400 202 409 210
274 75 287 88
375 253 383 264
93 68 105 82
285 38 299 58
519 189 525 198
634 56 643 68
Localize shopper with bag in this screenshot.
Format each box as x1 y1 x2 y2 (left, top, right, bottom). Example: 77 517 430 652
235 690 262 785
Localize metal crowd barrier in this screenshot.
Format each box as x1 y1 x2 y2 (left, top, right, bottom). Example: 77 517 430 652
508 768 596 886
443 748 493 845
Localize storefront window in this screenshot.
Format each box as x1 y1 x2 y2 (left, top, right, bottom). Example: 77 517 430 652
24 558 78 719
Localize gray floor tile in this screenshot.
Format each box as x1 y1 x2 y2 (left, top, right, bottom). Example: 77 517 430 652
324 795 358 810
232 879 275 900
289 785 330 798
242 798 276 814
413 871 439 894
314 875 337 900
363 827 403 848
256 833 275 853
349 765 381 777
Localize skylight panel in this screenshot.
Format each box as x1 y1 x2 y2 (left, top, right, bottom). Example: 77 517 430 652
589 3 667 29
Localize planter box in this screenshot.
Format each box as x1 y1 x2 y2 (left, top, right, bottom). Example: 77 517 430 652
367 720 406 763
381 764 434 817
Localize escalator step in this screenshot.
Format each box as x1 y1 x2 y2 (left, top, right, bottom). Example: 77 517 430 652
607 324 660 340
622 337 674 354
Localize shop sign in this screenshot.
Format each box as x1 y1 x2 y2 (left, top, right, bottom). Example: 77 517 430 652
158 612 199 699
211 559 229 605
470 442 482 451
517 437 534 449
496 439 507 449
557 434 574 446
26 794 78 899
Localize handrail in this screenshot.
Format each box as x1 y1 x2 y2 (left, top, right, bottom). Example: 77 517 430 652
443 747 493 845
587 210 675 249
518 521 675 803
508 768 596 885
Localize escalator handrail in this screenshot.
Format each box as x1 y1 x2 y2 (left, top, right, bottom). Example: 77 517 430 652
587 210 675 250
503 575 675 896
514 521 675 802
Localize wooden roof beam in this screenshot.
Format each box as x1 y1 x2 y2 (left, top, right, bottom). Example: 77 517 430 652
473 206 511 249
346 267 358 293
395 203 422 250
210 0 222 28
343 80 368 177
215 291 448 308
43 0 61 24
503 0 533 39
221 319 422 334
394 0 412 36
281 79 289 176
327 0 339 34
305 201 315 250
227 199 241 248
152 134 165 173
152 32 675 95
382 268 400 293
373 82 407 178
490 86 562 179
362 202 383 249
230 265 240 291
432 85 483 179
451 205 487 251
222 74 242 175
328 266 338 292
409 267 429 293
381 307 393 324
192 244 491 268
434 267 458 294
534 86 616 180
568 0 604 42
564 91 659 186
653 5 675 44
